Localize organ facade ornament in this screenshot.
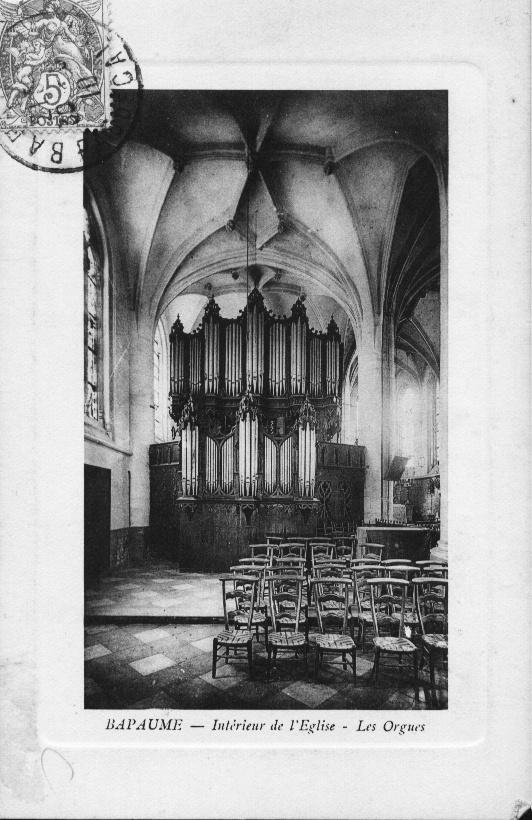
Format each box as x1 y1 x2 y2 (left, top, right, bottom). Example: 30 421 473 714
168 289 344 501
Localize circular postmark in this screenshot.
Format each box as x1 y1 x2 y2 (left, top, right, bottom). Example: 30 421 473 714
0 0 142 171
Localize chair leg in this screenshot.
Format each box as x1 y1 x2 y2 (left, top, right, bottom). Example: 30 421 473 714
374 648 380 686
247 640 253 677
264 622 269 649
342 651 347 671
413 651 419 701
266 645 272 682
429 652 435 686
212 638 218 678
314 647 320 680
419 645 425 672
225 646 229 664
351 647 356 680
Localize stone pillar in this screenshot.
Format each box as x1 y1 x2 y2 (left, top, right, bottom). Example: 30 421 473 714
381 312 396 520
357 324 383 522
128 314 155 540
432 172 448 562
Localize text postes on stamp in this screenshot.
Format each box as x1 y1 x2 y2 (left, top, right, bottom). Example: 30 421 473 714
0 0 142 171
0 0 108 130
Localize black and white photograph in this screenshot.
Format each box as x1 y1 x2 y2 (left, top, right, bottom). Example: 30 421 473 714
83 89 448 711
1 0 530 816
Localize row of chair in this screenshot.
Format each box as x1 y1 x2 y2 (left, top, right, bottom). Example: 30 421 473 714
212 566 448 692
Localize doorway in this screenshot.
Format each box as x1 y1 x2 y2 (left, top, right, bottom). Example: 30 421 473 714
84 464 111 585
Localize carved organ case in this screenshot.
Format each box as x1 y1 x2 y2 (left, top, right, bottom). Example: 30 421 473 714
169 289 343 501
150 289 364 570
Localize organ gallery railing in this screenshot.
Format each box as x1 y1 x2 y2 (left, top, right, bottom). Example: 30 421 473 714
168 289 343 500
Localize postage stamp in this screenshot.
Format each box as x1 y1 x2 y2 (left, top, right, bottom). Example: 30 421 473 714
0 0 109 129
0 0 142 171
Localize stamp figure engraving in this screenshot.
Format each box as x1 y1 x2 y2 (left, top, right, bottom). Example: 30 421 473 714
0 0 107 129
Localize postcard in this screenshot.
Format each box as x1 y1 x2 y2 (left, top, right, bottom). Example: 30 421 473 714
0 1 530 818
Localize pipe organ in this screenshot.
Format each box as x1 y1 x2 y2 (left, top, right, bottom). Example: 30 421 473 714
168 289 343 499
150 289 364 570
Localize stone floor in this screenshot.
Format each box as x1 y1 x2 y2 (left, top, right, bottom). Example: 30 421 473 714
85 564 222 619
85 564 448 710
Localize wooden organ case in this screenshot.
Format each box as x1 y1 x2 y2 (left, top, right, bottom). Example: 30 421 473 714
149 290 365 570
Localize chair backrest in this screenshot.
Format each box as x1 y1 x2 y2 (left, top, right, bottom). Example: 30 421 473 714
353 564 383 611
361 543 385 560
248 543 270 559
219 574 258 630
412 577 448 635
311 577 351 634
382 558 413 566
266 535 283 545
279 543 306 559
230 563 266 600
335 539 354 561
310 543 334 566
416 561 448 577
367 577 409 636
274 556 306 571
351 557 380 566
268 574 304 632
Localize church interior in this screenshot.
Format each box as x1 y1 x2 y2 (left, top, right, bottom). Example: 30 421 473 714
84 90 447 711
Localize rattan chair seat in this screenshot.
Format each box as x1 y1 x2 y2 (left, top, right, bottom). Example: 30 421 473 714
315 633 355 651
215 630 253 646
269 632 306 648
373 636 416 653
422 633 448 650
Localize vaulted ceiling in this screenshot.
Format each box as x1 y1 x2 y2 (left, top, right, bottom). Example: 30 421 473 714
86 90 446 377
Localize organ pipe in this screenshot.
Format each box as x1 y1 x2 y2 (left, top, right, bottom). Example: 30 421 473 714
291 299 307 394
246 290 264 393
238 393 258 498
225 322 242 396
190 334 202 395
221 436 233 493
297 396 317 498
269 321 286 396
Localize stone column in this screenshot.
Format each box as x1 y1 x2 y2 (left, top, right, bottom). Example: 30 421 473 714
128 314 155 555
357 323 384 522
431 171 448 562
381 312 396 520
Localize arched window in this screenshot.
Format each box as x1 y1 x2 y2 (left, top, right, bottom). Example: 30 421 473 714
84 194 110 428
153 319 170 441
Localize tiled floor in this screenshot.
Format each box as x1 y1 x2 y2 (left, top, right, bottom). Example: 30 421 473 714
85 564 222 618
85 621 447 710
84 564 448 710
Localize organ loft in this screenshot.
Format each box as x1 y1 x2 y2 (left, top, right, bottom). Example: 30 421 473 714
150 287 366 570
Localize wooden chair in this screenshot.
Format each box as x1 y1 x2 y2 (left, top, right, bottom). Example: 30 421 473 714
228 564 268 643
212 574 258 678
382 564 420 637
413 577 448 686
267 574 308 681
360 543 385 561
310 543 334 568
311 577 356 681
367 577 418 694
349 563 384 649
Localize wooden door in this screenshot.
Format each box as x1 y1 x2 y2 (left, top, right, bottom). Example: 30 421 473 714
84 464 111 584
